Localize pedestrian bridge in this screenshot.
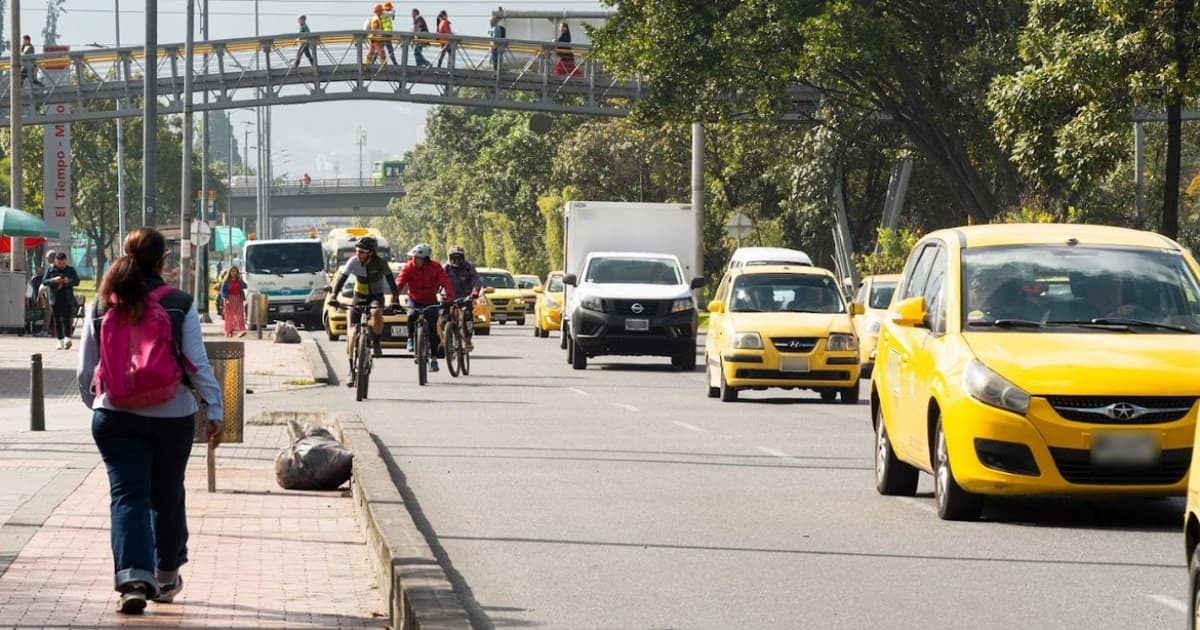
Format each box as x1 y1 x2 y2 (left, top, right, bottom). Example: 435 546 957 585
227 178 403 219
0 29 821 125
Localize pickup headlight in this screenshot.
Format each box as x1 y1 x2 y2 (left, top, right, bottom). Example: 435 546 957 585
671 297 695 313
963 359 1030 416
733 332 763 349
581 296 603 312
826 333 858 351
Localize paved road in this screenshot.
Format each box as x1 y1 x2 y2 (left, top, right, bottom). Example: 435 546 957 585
316 325 1186 629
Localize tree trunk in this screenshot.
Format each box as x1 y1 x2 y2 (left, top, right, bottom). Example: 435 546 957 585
1164 100 1182 240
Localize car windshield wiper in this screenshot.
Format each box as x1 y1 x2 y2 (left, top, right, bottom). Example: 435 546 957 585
1086 317 1193 333
967 318 1044 329
731 308 763 313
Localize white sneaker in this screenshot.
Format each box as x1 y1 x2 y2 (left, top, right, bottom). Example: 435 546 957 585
56 339 64 350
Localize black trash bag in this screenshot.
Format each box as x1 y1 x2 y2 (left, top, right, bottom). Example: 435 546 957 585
274 420 353 490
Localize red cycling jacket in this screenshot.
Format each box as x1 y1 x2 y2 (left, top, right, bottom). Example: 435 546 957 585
396 259 454 304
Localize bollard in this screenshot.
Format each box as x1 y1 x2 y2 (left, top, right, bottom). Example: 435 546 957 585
255 294 269 340
30 353 44 431
194 341 246 492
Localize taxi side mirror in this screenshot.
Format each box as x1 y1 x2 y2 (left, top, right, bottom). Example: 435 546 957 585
534 286 544 294
850 302 865 316
707 300 725 314
485 287 496 294
890 296 926 328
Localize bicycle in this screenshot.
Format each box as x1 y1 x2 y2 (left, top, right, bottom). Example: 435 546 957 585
411 303 445 386
441 296 475 378
339 301 388 401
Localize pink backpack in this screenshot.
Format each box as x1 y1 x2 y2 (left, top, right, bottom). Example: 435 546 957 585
94 285 191 408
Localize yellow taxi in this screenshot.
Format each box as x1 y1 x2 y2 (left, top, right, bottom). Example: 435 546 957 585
851 274 900 378
473 290 492 336
705 265 863 403
478 267 527 325
515 274 542 315
534 270 564 338
322 282 409 347
873 223 1200 521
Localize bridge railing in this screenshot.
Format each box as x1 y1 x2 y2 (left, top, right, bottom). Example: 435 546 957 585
0 29 646 124
229 178 405 197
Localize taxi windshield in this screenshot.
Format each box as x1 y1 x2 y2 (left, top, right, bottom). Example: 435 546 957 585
730 274 846 313
962 245 1200 333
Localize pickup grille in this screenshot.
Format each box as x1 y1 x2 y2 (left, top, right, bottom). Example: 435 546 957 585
606 300 668 316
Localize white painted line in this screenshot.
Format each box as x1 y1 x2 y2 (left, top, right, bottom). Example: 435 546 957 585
898 497 937 515
757 446 793 459
612 403 640 412
568 388 590 397
1145 594 1187 614
673 421 706 433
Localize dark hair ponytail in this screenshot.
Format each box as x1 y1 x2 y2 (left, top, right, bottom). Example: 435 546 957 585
98 228 167 322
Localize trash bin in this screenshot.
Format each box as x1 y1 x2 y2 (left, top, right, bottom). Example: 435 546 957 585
194 340 245 445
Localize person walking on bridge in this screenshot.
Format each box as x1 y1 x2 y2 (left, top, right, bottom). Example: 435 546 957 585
293 15 316 68
488 15 506 70
366 5 386 65
435 10 453 67
411 8 432 68
380 2 399 65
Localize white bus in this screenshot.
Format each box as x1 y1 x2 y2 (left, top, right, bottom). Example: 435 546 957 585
324 227 392 271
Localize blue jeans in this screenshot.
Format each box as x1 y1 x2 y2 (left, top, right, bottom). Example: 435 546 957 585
91 408 195 594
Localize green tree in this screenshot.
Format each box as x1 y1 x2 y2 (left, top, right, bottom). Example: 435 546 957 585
856 228 921 276
989 0 1200 239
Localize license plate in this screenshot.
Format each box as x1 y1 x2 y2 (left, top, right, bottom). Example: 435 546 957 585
389 325 405 337
280 305 295 313
780 357 811 373
1091 432 1161 466
625 318 650 331
495 314 507 321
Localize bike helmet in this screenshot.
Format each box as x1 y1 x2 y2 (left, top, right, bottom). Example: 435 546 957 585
374 4 384 14
355 236 378 252
448 245 466 257
409 243 433 259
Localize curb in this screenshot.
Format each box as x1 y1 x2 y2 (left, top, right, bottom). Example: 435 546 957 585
262 410 471 630
299 331 331 384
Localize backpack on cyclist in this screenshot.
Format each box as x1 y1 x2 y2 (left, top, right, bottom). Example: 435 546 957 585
94 285 193 408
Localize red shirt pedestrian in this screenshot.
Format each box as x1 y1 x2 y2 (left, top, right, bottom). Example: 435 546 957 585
396 258 453 304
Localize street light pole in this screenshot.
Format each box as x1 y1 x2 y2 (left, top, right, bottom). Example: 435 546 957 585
114 0 127 246
180 0 194 292
9 0 21 272
143 0 158 227
198 0 211 321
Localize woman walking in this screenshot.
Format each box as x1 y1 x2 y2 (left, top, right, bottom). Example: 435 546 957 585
435 10 453 67
77 228 225 614
220 266 248 337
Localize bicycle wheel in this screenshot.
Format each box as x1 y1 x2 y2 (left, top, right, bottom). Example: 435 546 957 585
348 326 359 388
416 325 428 386
443 321 460 377
460 343 470 376
356 329 371 401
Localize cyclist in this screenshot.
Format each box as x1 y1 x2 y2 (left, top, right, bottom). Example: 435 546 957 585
328 236 399 383
396 243 454 372
443 245 482 351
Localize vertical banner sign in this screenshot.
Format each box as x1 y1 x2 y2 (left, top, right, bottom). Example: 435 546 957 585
42 46 71 253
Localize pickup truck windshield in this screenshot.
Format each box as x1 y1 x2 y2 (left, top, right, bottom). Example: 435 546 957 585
585 257 681 285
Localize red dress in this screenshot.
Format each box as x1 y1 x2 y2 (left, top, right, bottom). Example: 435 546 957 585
223 278 247 336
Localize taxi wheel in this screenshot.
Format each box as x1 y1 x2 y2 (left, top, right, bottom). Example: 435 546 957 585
540 327 550 339
934 417 984 521
533 322 542 337
518 318 526 326
324 316 339 341
1189 545 1200 630
839 380 860 405
875 405 918 496
476 327 490 336
719 363 738 402
819 390 837 403
705 356 720 398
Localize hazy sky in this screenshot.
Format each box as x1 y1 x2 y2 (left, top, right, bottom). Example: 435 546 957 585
25 0 607 180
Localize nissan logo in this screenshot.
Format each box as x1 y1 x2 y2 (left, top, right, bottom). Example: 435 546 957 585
631 303 644 314
1104 402 1145 420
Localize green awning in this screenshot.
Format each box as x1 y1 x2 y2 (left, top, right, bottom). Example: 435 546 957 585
213 226 246 253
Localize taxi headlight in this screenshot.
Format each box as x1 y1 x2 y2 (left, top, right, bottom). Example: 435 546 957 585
545 296 560 309
733 332 763 349
671 297 695 313
827 333 858 351
963 359 1030 416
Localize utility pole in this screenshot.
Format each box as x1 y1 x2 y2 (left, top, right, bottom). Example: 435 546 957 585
197 0 211 320
357 127 366 185
143 0 158 226
180 0 194 292
8 0 19 272
115 0 126 246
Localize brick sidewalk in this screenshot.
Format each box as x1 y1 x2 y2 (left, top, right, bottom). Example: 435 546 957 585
0 423 387 628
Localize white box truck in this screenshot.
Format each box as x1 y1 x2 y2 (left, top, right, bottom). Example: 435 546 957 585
561 201 704 370
242 238 328 329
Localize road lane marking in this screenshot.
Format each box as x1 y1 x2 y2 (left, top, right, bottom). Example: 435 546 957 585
612 403 639 412
898 497 937 515
1145 594 1187 614
673 421 706 433
568 388 590 397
